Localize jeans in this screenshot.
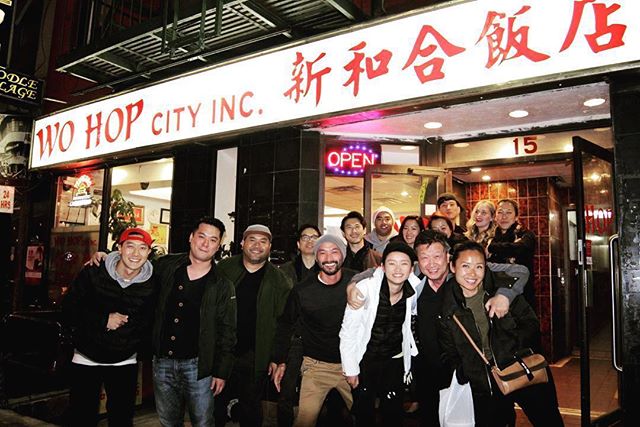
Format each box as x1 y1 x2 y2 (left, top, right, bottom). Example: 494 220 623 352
153 357 215 427
68 362 138 427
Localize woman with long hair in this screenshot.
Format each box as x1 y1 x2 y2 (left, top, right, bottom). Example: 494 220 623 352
465 200 497 249
392 215 425 249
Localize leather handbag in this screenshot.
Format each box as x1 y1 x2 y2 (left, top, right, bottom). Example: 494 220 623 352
452 314 549 395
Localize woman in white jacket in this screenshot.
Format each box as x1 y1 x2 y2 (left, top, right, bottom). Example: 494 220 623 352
339 242 421 427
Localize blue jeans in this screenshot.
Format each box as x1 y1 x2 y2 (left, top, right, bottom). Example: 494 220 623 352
153 357 215 427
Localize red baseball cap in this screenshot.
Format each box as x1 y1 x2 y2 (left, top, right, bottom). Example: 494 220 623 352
119 228 153 246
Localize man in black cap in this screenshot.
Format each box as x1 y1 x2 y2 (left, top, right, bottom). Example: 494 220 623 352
340 242 422 427
437 192 466 234
271 234 356 427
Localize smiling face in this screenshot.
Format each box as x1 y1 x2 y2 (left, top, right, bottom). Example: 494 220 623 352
242 233 271 265
496 201 518 232
402 219 421 246
438 200 460 222
416 242 449 284
451 249 486 297
118 240 151 272
189 223 222 263
383 251 413 287
429 217 453 238
473 203 494 231
342 218 365 245
374 212 394 237
315 242 343 276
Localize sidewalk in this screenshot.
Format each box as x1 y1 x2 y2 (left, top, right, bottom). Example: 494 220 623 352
0 410 57 426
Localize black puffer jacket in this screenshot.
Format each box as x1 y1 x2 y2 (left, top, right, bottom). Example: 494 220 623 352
438 273 540 396
62 263 156 363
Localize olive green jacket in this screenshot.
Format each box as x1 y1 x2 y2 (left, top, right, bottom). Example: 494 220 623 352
216 255 292 378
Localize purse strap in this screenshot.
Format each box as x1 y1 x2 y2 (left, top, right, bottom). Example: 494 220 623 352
452 313 491 366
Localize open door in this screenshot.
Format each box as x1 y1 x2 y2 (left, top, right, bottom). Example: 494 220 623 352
572 136 622 426
363 164 447 226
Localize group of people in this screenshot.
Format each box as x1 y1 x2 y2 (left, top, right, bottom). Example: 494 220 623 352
61 192 561 427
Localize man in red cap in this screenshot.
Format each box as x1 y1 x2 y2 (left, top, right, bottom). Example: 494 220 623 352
62 227 156 427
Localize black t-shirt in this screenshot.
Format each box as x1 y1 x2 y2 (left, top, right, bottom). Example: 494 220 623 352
160 266 207 359
235 264 267 355
273 269 356 363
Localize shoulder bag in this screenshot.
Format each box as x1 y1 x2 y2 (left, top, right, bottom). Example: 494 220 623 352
452 313 548 395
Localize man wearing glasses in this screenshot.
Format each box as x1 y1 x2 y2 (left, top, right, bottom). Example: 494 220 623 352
279 224 321 285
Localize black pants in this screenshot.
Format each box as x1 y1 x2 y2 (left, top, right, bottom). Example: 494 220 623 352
277 337 304 427
412 355 444 427
473 367 564 427
215 351 269 427
352 357 404 427
68 362 138 427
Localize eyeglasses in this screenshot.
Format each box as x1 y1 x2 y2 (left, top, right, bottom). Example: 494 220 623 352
300 235 319 242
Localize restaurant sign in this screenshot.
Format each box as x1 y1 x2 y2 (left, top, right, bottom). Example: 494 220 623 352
0 67 43 105
31 0 640 169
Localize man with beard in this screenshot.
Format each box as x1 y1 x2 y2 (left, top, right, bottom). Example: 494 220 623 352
365 206 398 254
216 224 292 426
270 234 356 427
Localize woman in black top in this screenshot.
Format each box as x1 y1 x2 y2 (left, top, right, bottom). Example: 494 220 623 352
439 241 562 427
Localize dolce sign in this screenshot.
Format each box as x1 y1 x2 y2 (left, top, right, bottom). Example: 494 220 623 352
32 0 640 169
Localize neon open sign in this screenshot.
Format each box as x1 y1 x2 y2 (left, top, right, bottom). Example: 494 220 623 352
325 143 381 177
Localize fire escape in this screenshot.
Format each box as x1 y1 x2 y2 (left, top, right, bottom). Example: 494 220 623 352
56 0 369 95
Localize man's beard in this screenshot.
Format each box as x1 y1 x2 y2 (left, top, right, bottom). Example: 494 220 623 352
319 260 342 276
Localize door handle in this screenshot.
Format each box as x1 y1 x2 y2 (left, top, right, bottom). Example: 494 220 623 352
608 234 623 372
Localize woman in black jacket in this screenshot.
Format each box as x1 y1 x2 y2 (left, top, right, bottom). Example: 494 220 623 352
439 241 562 427
488 198 537 310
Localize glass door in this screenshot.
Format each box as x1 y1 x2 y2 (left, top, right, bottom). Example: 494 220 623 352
572 136 622 426
363 165 447 227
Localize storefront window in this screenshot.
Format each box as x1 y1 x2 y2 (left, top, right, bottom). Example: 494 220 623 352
48 170 104 305
323 142 419 231
108 158 173 256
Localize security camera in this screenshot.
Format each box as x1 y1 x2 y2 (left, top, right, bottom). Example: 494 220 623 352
140 182 149 190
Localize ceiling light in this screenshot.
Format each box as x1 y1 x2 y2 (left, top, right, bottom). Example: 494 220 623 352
400 145 417 151
481 175 491 181
509 110 529 118
453 142 470 148
401 191 409 197
583 98 606 107
424 121 442 129
470 167 482 172
564 144 573 152
589 173 601 182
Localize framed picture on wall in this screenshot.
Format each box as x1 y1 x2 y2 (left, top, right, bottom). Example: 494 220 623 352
160 208 171 224
133 206 145 225
149 223 169 245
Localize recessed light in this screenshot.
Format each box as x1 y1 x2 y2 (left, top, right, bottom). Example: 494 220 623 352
424 121 442 129
400 145 417 151
583 98 606 107
453 142 470 148
509 110 529 118
481 175 491 181
401 191 409 197
594 127 610 132
470 167 482 172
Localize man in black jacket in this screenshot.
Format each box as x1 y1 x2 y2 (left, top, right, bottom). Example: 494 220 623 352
63 227 156 427
152 216 236 427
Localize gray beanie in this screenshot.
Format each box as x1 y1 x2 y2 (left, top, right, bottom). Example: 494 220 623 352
313 234 346 260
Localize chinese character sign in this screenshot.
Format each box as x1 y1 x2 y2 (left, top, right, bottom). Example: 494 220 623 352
32 0 640 169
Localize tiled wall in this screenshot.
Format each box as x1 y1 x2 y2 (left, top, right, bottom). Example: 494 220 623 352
465 178 572 361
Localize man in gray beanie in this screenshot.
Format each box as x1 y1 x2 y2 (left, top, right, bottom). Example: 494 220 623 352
271 234 356 426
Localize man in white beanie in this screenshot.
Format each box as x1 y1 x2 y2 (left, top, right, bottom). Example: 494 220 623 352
365 206 398 254
270 234 357 427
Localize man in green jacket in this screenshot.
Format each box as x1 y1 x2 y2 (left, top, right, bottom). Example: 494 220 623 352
216 224 292 427
152 216 236 427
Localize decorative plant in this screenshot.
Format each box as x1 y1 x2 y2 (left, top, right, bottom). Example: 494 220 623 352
108 189 137 250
